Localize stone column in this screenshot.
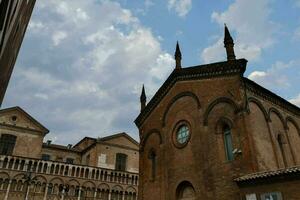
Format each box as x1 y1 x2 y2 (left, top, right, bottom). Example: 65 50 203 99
4 180 11 200
25 183 30 200
94 189 97 199
122 192 125 200
108 191 112 200
43 183 49 200
11 159 15 170
61 187 65 200
77 186 82 200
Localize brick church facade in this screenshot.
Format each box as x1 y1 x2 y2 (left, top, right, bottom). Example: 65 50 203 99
135 26 300 200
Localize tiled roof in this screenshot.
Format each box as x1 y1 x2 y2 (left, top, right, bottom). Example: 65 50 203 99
42 143 81 152
234 166 300 183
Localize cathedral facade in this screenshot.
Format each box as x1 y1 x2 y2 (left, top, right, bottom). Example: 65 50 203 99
135 26 300 200
0 106 139 200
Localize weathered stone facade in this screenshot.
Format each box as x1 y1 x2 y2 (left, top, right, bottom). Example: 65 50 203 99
0 107 139 200
0 0 36 106
135 26 300 200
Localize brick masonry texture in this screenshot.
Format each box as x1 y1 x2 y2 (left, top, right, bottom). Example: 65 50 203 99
136 59 300 200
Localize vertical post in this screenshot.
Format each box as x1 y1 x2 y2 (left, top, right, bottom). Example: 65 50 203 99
122 192 125 200
61 187 65 200
11 159 15 170
77 186 82 200
4 179 11 200
43 183 49 200
108 190 112 200
94 189 97 199
25 183 30 200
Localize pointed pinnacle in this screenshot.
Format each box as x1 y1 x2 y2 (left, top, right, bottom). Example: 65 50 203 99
174 41 182 59
224 24 234 45
140 85 146 102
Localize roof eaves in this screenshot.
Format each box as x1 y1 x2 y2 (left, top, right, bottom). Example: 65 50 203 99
244 78 300 116
135 59 247 127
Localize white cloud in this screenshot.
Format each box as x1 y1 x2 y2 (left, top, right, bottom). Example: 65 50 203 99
28 21 45 31
4 0 174 144
168 0 192 17
290 94 300 107
52 31 67 46
248 71 267 80
248 60 298 90
145 0 154 8
201 0 275 63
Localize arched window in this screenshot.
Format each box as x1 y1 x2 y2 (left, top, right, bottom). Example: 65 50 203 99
115 153 127 171
148 149 156 181
223 125 234 161
0 134 17 155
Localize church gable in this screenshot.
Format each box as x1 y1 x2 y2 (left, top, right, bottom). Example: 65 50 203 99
100 133 139 149
0 107 49 134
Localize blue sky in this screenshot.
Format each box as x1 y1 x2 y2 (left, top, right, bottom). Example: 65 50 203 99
3 0 300 144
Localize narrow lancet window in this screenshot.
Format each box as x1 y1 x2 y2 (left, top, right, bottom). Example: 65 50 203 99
148 149 156 181
223 125 234 161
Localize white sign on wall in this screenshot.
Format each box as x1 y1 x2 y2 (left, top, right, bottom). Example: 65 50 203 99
98 154 107 167
246 194 257 200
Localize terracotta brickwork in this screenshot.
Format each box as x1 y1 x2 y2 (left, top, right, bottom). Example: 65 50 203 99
135 27 300 200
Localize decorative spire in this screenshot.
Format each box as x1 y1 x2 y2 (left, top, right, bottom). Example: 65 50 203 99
224 24 236 61
174 41 182 69
140 85 146 111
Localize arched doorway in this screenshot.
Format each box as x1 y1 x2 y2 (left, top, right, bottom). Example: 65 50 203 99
176 181 196 200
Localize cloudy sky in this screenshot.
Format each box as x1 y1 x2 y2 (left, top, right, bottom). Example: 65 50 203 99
3 0 300 144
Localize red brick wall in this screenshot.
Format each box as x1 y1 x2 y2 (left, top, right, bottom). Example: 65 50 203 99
137 74 300 200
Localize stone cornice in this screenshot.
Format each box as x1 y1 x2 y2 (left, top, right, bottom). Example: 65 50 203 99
0 123 44 136
244 78 300 116
135 59 248 127
0 106 49 134
81 141 139 154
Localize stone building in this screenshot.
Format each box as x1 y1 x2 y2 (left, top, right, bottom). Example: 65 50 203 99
0 106 139 200
0 0 35 106
135 26 300 200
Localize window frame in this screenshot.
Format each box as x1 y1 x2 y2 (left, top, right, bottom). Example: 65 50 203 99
260 192 282 200
0 134 17 155
148 149 156 181
42 154 51 161
172 120 192 149
115 153 127 171
66 158 74 164
223 124 234 161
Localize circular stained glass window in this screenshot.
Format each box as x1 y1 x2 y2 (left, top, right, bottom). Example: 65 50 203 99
176 125 190 144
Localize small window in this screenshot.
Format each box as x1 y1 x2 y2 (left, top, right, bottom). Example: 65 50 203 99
223 125 234 161
0 134 17 155
42 154 50 161
66 158 74 164
115 153 127 171
86 154 90 165
260 192 282 200
148 149 156 181
176 125 190 144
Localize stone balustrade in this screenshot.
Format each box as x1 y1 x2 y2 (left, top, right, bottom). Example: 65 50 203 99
0 155 138 200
